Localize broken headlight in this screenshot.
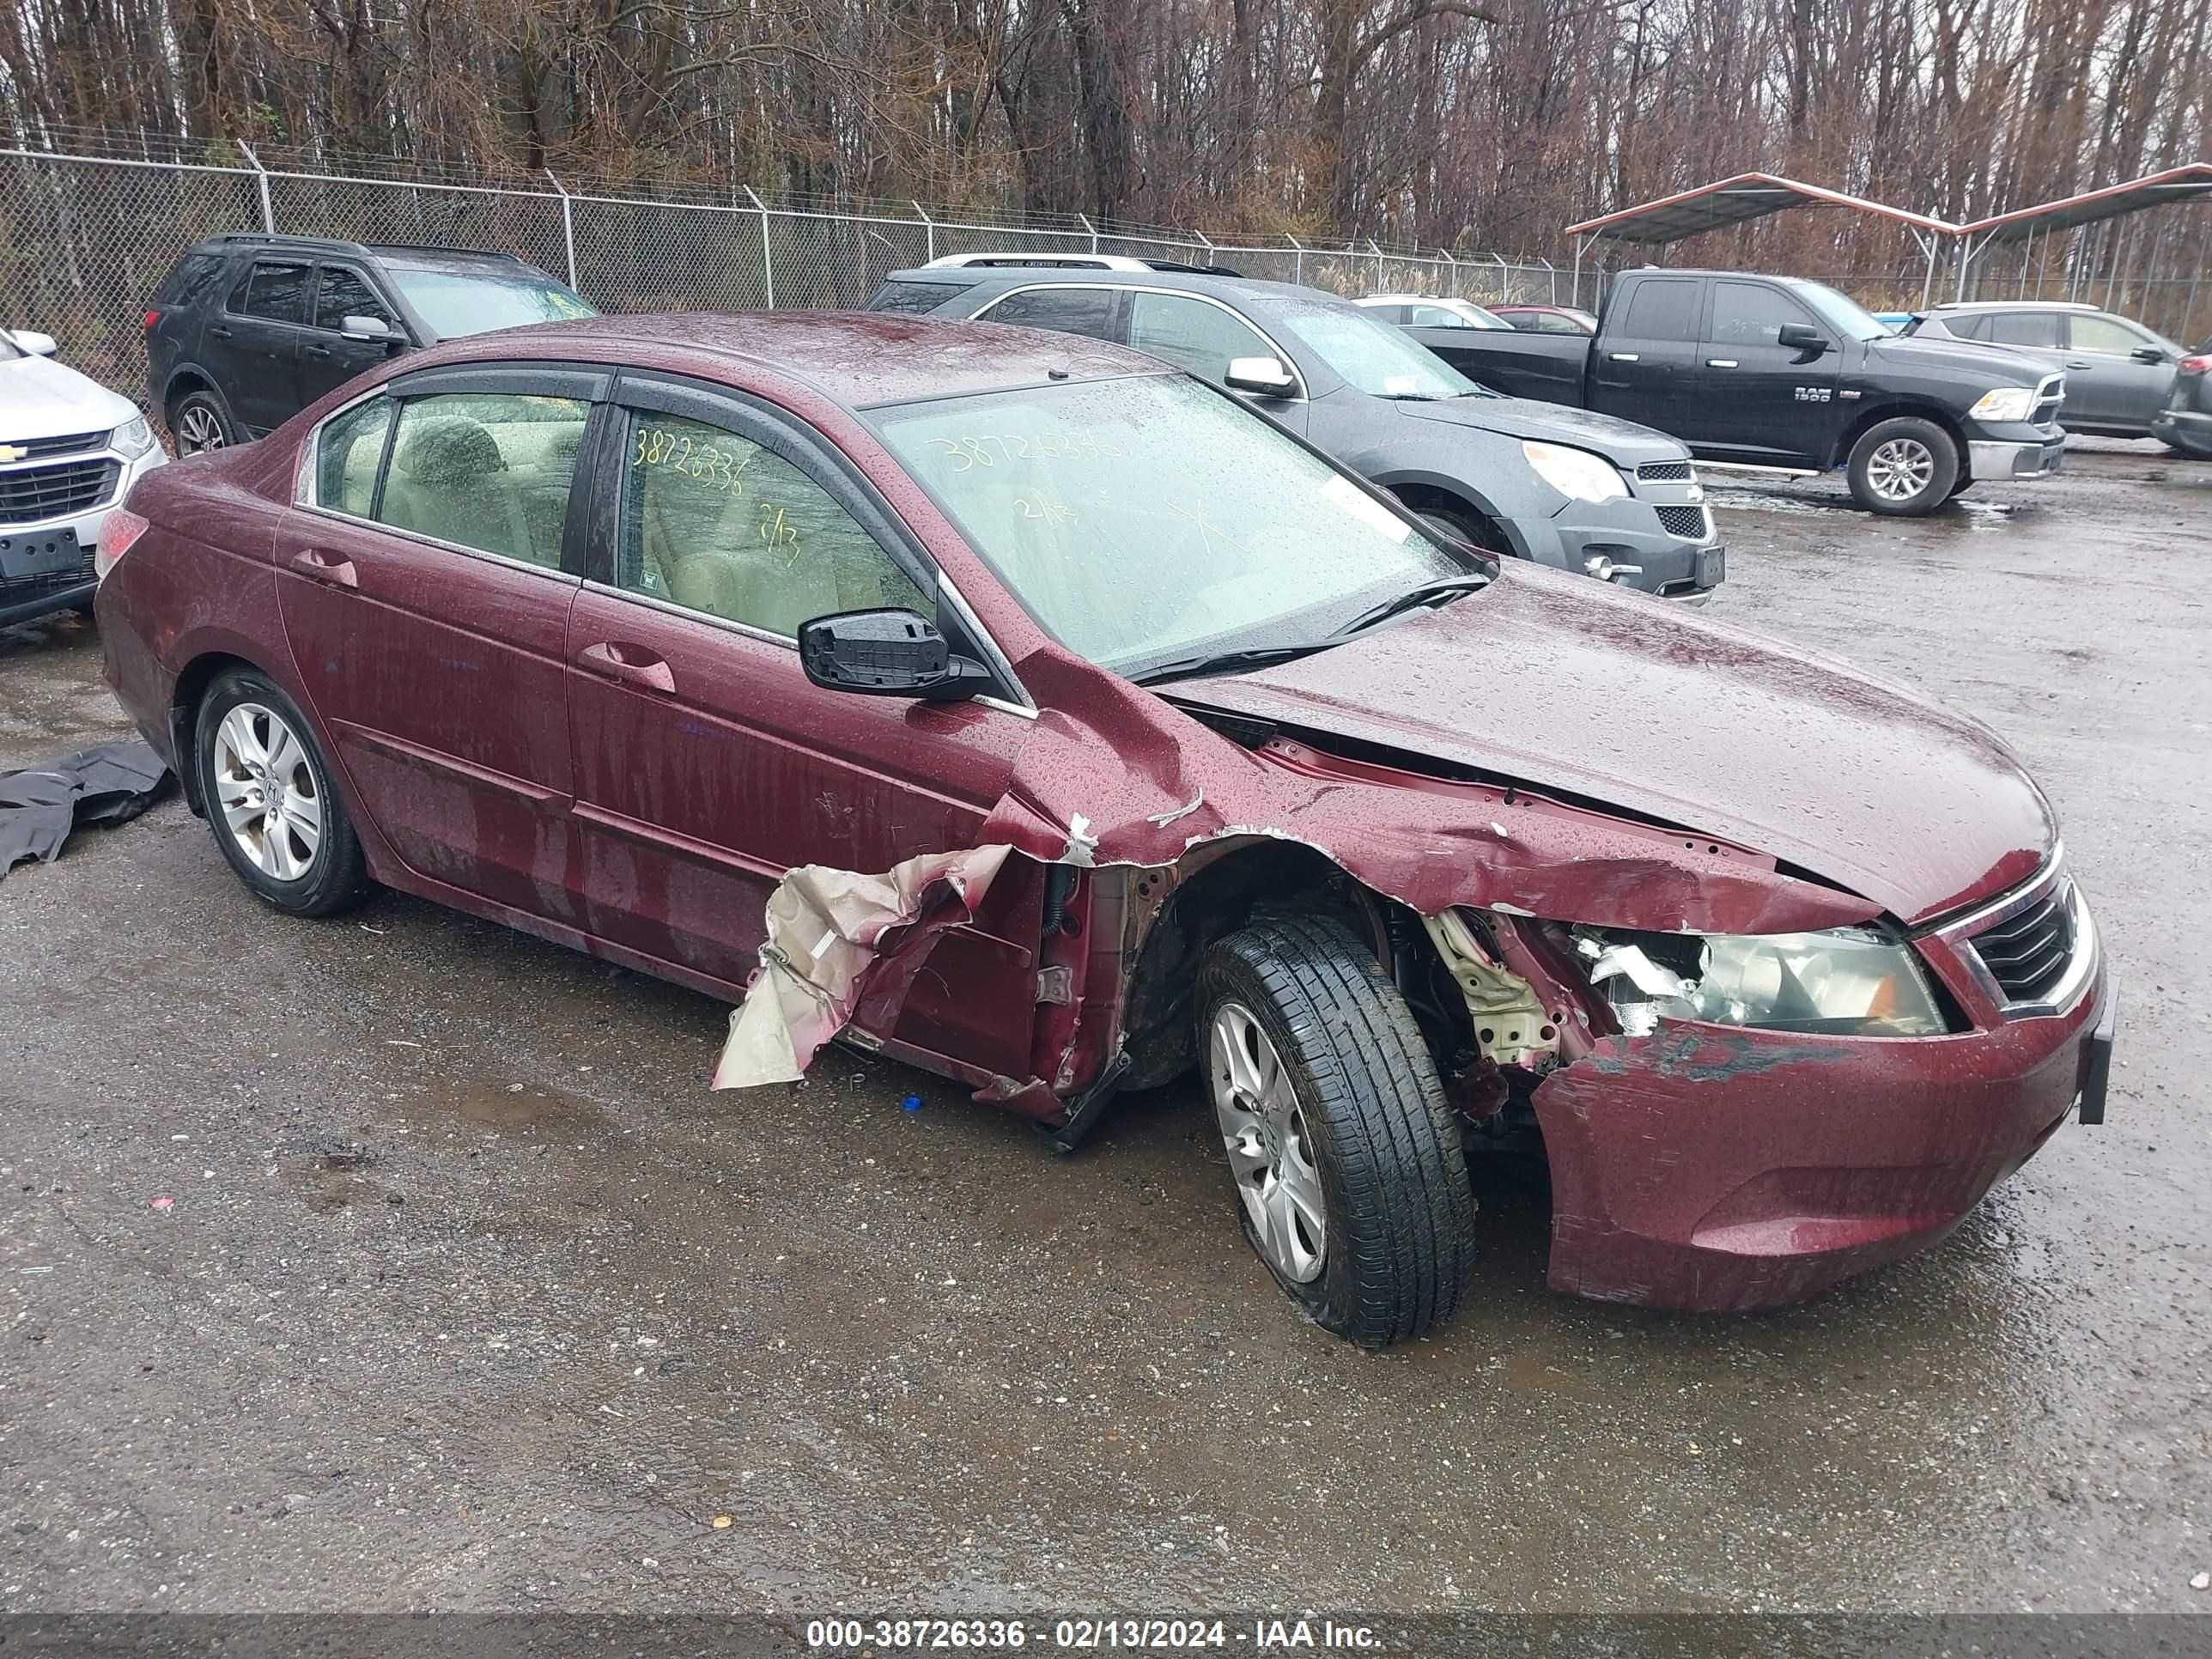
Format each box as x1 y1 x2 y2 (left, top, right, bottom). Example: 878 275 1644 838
1573 926 1947 1038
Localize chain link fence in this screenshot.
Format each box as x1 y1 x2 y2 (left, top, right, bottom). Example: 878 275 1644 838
0 143 1570 416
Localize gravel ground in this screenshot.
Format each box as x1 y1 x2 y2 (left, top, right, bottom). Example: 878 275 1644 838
0 439 2206 1622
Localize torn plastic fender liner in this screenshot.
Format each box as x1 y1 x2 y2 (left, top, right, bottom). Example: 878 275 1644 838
713 675 1881 1097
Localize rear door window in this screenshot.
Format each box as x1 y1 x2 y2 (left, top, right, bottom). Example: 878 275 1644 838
1981 312 2063 349
1127 293 1278 386
978 285 1122 342
314 266 398 333
234 262 312 325
374 392 591 570
1617 279 1701 343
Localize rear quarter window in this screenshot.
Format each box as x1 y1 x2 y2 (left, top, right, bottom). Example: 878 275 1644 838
158 252 231 307
866 280 975 315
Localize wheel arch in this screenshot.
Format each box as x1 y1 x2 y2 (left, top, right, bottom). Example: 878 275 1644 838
161 367 235 428
1832 399 1970 477
168 650 264 817
1115 838 1463 1091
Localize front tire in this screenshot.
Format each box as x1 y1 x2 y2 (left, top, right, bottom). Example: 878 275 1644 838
193 668 370 916
1847 416 1959 515
1195 915 1476 1348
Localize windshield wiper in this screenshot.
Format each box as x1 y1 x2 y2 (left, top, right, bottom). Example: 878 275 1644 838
1128 641 1334 688
1329 574 1492 638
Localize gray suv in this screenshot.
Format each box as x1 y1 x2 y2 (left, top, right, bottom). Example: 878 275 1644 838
1906 302 2184 445
867 262 1725 601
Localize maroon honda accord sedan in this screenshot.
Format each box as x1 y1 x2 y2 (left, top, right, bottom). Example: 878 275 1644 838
94 312 2112 1346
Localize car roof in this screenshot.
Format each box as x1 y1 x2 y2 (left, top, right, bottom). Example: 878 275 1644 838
1933 300 2099 313
1354 294 1480 307
422 309 1175 408
882 264 1326 308
191 233 534 269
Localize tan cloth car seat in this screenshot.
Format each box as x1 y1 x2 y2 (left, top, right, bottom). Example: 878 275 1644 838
382 416 535 562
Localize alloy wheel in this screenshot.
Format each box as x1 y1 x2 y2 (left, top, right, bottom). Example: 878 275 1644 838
175 404 227 455
1867 436 1935 501
1209 1000 1327 1283
211 702 323 881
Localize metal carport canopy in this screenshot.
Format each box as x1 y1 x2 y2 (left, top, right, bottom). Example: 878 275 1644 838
1954 162 2212 245
1564 172 1957 306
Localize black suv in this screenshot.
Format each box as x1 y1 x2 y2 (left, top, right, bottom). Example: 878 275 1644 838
146 235 594 453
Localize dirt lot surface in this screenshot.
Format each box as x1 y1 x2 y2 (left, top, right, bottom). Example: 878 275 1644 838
2 440 2207 1623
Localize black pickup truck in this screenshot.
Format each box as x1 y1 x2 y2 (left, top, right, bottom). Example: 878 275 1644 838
1401 269 2067 516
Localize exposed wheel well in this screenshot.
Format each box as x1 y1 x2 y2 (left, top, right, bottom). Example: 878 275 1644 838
168 652 255 815
1116 840 1467 1091
1385 483 1512 553
161 371 222 429
1836 403 1970 477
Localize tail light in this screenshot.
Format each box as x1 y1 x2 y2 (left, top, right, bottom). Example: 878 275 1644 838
94 507 150 581
143 309 161 331
2180 354 2212 374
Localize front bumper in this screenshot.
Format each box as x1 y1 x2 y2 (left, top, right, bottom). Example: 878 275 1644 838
1535 482 1724 601
1966 419 2066 483
1528 866 2107 1311
0 442 167 628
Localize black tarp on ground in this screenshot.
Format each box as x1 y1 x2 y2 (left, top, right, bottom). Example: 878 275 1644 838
0 740 173 878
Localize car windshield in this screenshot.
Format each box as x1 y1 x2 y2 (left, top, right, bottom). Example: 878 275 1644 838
866 374 1474 678
1781 279 1891 343
383 265 596 338
1273 303 1483 399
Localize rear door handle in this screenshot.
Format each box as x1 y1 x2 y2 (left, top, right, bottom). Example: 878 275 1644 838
210 325 234 339
1609 352 1640 362
1705 358 1739 368
576 641 677 695
289 548 357 589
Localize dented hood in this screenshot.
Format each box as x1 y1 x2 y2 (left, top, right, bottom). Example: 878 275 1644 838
1178 562 2053 925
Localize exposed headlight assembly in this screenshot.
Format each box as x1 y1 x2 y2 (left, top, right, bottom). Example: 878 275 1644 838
1522 440 1627 503
1574 925 1948 1037
112 416 157 459
1968 386 2037 423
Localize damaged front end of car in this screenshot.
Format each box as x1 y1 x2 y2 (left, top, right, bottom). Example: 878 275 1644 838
705 654 2108 1314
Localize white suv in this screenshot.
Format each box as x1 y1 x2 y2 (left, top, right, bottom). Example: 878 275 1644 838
1 328 167 628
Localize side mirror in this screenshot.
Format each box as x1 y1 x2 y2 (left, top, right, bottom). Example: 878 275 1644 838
1224 356 1298 397
1776 323 1829 354
341 314 397 343
798 608 989 701
2131 345 2168 366
8 329 58 357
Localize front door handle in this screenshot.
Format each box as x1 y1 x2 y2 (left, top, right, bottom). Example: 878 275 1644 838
304 343 332 358
576 641 677 695
1705 358 1739 368
2065 361 2094 369
1609 351 1641 362
289 547 357 589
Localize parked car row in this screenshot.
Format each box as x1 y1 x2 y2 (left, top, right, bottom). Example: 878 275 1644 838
2 237 2116 1349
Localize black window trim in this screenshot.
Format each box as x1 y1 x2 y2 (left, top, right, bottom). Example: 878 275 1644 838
296 366 608 584
225 258 317 328
586 369 1033 710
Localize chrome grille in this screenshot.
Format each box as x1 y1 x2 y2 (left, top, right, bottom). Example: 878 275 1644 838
0 459 118 525
1654 504 1710 539
1637 459 1695 482
1967 881 2076 1006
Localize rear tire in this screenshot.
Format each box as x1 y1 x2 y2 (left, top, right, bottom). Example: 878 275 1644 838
192 668 371 917
1847 416 1959 516
168 389 234 456
1195 915 1476 1348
